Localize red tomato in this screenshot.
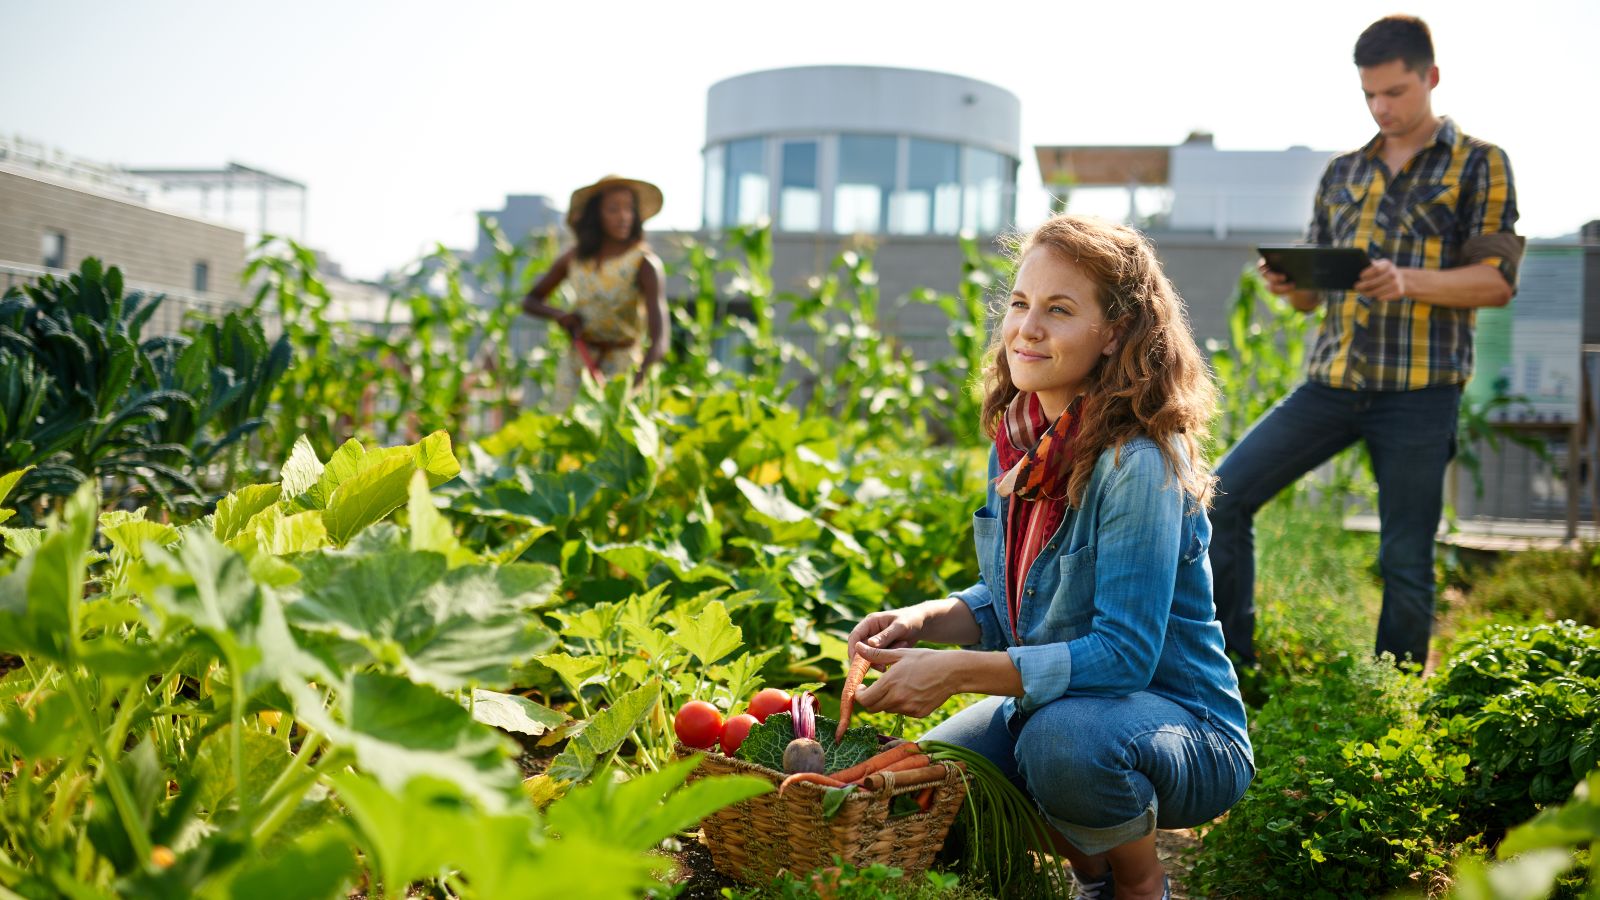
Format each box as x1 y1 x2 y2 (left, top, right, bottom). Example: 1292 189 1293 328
720 713 759 755
674 701 724 749
747 688 791 723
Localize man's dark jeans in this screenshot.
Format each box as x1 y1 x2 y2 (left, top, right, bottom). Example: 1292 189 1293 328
1209 381 1461 667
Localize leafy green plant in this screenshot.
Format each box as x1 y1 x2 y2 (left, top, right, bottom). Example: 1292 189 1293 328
1456 550 1600 628
736 711 878 774
720 855 968 900
1427 621 1600 831
0 431 767 897
1446 769 1598 900
1193 654 1475 899
0 259 289 517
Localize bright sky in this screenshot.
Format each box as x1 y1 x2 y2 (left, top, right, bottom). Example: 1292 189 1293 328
2 0 1594 281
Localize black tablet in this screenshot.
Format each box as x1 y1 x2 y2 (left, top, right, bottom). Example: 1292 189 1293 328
1257 245 1371 291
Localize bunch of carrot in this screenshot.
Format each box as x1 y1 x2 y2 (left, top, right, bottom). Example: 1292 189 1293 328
776 654 947 812
775 740 937 796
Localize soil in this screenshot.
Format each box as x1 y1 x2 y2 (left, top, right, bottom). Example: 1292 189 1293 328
661 827 1204 898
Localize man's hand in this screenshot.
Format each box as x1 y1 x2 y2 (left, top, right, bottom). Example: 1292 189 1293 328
1355 259 1407 302
555 311 583 334
850 643 955 718
1256 258 1298 296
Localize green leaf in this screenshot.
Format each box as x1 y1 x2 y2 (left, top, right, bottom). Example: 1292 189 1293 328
537 652 611 696
456 469 602 527
321 452 415 546
296 438 367 513
328 773 471 894
665 599 743 668
821 784 858 819
708 648 780 704
219 825 356 900
735 712 878 775
213 483 283 542
407 470 476 567
287 550 560 690
101 517 181 563
0 527 46 557
469 689 570 737
546 756 770 853
547 679 661 783
0 466 34 507
191 725 293 814
0 691 80 759
0 482 96 663
411 430 461 486
735 476 811 523
295 674 518 811
229 506 329 557
278 435 324 503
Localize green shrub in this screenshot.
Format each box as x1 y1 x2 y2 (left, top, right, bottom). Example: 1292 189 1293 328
1460 550 1600 628
1192 654 1475 899
1426 621 1600 832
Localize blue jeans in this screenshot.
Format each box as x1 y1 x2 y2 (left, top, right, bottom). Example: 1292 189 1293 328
1209 381 1462 666
920 694 1254 856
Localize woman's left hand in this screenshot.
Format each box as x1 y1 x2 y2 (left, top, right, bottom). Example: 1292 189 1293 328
851 643 959 718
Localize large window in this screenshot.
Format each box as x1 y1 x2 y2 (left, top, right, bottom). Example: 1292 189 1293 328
702 145 726 230
833 135 897 234
961 147 1012 235
724 138 769 228
892 139 962 235
778 140 820 232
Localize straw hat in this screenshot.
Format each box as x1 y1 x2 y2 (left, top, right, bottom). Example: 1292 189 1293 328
566 175 664 228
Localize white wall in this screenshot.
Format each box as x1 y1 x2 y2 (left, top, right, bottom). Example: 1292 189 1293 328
1167 145 1333 236
706 66 1021 158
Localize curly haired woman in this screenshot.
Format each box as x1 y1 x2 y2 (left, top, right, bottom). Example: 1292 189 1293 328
846 215 1253 900
521 174 669 408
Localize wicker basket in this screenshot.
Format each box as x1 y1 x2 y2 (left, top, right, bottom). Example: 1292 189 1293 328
679 742 967 884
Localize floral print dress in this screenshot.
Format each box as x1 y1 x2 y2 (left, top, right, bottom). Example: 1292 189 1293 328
552 244 653 408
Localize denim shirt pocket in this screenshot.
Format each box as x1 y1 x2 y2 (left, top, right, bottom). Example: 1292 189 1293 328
973 508 1002 594
1180 508 1209 566
1044 544 1097 640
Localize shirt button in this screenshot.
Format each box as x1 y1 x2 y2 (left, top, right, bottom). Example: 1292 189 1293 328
1026 588 1035 597
1046 543 1056 551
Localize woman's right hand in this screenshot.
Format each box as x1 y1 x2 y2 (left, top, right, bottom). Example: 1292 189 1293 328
847 605 929 670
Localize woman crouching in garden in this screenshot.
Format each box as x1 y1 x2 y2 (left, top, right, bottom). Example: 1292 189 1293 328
846 214 1253 900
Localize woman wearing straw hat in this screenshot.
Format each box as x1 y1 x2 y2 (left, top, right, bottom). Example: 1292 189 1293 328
521 174 668 407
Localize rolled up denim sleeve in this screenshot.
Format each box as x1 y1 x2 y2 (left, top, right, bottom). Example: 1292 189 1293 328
1008 446 1181 710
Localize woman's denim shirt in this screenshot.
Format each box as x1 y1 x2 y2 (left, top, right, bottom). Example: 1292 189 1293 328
956 436 1252 754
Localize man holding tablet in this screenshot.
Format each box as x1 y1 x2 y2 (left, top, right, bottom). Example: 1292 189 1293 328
1210 14 1523 673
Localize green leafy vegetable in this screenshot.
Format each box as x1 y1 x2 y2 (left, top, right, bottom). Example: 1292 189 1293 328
735 712 877 775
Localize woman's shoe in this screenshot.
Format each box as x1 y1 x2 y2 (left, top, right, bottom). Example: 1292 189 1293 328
1073 871 1114 899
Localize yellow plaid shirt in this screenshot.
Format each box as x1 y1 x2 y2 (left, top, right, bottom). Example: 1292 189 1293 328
1305 117 1521 391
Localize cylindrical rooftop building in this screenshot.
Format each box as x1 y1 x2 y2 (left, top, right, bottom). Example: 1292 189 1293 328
703 66 1021 236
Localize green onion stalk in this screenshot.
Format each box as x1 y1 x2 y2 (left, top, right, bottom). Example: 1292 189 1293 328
923 740 1074 899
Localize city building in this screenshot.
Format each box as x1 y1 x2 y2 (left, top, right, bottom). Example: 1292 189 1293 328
0 136 248 305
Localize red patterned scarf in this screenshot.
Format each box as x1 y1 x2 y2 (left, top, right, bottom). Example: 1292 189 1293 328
995 392 1083 639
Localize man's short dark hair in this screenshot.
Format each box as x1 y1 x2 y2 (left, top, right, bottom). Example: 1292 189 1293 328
1354 15 1434 73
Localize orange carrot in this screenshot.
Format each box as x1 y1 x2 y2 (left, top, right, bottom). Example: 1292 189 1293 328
877 753 931 774
914 785 936 812
835 653 874 742
827 741 922 783
777 772 851 797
